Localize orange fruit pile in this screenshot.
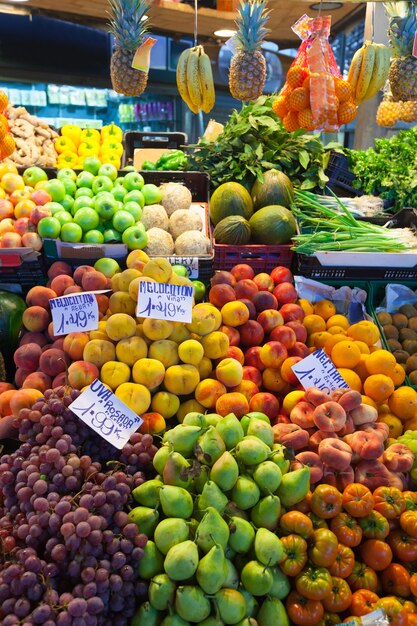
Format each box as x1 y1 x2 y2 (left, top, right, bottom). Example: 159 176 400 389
0 91 15 161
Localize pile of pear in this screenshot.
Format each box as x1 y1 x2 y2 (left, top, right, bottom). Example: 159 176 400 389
129 410 311 626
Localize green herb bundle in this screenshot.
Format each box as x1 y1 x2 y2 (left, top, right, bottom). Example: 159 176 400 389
188 96 338 190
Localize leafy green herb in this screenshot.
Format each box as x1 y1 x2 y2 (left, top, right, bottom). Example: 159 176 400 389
188 96 337 190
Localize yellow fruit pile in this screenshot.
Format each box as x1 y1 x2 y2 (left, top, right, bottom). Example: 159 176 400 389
376 97 417 127
0 91 15 161
55 122 124 170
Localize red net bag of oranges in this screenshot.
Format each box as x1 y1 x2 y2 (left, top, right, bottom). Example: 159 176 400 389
0 90 15 162
273 15 357 132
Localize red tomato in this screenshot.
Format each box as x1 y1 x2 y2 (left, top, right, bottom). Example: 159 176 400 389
381 563 411 597
280 534 308 577
286 591 324 626
360 539 393 571
407 614 417 626
322 576 352 613
295 566 333 601
347 562 379 593
411 574 417 596
328 543 355 579
404 491 417 511
280 511 314 539
310 485 343 520
308 512 329 530
350 589 379 617
388 530 417 563
401 600 417 613
292 491 312 514
359 510 390 540
376 597 409 626
317 612 340 626
400 511 417 539
309 529 339 568
330 513 363 548
374 486 406 520
342 484 374 518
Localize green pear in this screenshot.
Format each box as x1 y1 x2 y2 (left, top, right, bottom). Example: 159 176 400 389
269 567 291 599
200 618 225 626
241 560 273 596
215 413 244 449
149 574 177 611
245 411 271 423
253 461 282 495
235 437 270 466
131 601 164 626
204 413 222 427
160 614 191 626
198 480 228 514
228 516 255 554
194 464 211 494
160 486 194 519
225 545 236 560
231 475 260 510
164 540 199 581
196 426 226 466
246 419 274 447
196 506 229 553
132 479 163 507
256 597 289 626
175 586 211 623
270 444 290 475
224 501 249 521
277 466 310 507
153 444 171 475
250 495 281 531
223 558 239 589
138 541 164 579
236 618 258 626
163 425 203 457
210 451 239 492
154 518 190 555
254 528 285 566
163 452 192 489
196 544 227 594
182 412 206 427
213 589 246 625
128 506 159 536
239 587 258 617
187 517 199 539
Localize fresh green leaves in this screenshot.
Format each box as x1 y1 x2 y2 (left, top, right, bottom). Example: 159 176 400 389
188 96 336 190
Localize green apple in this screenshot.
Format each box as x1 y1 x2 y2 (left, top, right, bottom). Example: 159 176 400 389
112 210 135 233
74 207 100 232
114 177 125 187
73 195 95 213
38 216 61 239
92 176 114 195
96 223 105 234
83 230 104 244
44 202 67 216
94 258 121 278
57 168 77 182
124 190 145 208
83 156 102 176
99 163 118 181
75 187 94 199
192 280 206 303
76 171 95 188
141 183 162 205
60 177 77 196
23 166 48 187
103 228 122 243
123 201 142 221
172 265 189 277
111 186 127 202
122 225 148 250
61 194 74 213
122 172 144 192
55 211 74 226
44 179 66 203
95 194 117 221
61 222 83 243
122 165 136 172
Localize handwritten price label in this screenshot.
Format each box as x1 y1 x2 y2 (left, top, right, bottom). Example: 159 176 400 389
291 348 349 394
50 292 102 336
167 257 199 279
69 379 143 449
136 281 193 323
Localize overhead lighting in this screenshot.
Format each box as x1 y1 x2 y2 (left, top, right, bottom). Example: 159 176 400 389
4 0 29 2
214 29 236 37
310 2 343 9
0 1 30 13
141 15 148 21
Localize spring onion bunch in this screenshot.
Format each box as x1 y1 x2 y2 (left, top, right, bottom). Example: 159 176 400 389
292 190 417 254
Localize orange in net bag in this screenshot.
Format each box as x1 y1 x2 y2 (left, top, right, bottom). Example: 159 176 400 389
272 15 357 132
0 90 15 161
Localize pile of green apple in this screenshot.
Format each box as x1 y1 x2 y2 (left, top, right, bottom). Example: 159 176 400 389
31 163 163 250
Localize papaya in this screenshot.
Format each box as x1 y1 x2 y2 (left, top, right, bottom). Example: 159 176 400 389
249 205 296 245
210 182 253 226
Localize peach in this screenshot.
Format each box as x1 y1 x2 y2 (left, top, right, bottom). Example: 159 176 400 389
30 189 51 205
313 401 347 433
22 371 51 393
81 270 108 292
211 270 236 287
177 339 204 366
52 372 67 388
221 301 250 327
232 379 258 401
240 299 256 319
50 275 75 297
108 292 135 316
257 309 284 334
231 264 255 281
15 368 31 388
14 343 42 373
83 339 116 369
244 347 265 371
22 306 50 333
198 356 213 380
186 306 218 336
382 443 414 472
30 206 51 225
1 232 21 248
14 217 33 236
68 361 99 390
253 273 274 292
290 401 315 428
280 303 305 323
114 269 140 293
73 265 95 286
271 266 293 284
209 284 236 308
282 390 305 415
273 282 298 306
350 404 378 426
338 389 363 413
215 392 249 418
304 388 331 407
201 331 229 360
318 438 352 471
242 365 262 387
281 356 303 384
338 414 355 436
220 325 240 347
272 423 309 450
262 367 288 393
126 249 150 270
64 286 83 295
234 279 258 300
323 464 355 492
259 341 288 368
286 321 308 343
132 358 165 389
0 199 14 219
269 325 296 348
354 460 392 491
252 291 278 313
46 322 60 342
139 411 166 435
239 321 264 347
151 391 180 419
294 451 323 483
249 392 279 421
358 421 389 442
216 357 243 387
26 286 57 310
0 219 15 236
106 313 137 341
164 364 200 395
39 348 68 377
96 294 109 315
288 342 310 359
19 332 49 348
309 430 339 453
167 324 191 345
10 388 43 416
21 232 42 251
344 431 384 461
115 382 151 415
0 383 15 394
0 389 17 416
142 258 172 283
147 339 178 368
101 361 131 390
52 338 65 352
47 261 72 281
195 379 227 408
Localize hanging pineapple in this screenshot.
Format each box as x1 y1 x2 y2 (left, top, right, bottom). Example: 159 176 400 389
108 0 153 97
384 1 417 102
229 0 270 102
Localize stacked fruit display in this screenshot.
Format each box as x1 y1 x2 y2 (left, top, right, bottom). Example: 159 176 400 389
55 123 124 171
377 302 417 388
6 104 58 167
0 92 15 162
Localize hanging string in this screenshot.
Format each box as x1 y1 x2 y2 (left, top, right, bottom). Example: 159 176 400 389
371 0 376 42
318 0 323 18
194 0 198 48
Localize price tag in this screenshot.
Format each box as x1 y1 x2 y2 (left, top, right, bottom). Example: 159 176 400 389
168 256 199 279
291 348 349 394
50 291 104 336
413 31 417 58
136 281 193 323
69 379 143 449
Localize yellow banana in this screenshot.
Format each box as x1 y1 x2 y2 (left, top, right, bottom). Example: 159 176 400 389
355 41 376 104
347 47 364 94
176 47 199 114
198 46 215 114
187 46 203 110
364 43 390 100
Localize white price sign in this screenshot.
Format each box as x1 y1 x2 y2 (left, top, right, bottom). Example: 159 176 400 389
291 348 349 394
136 281 193 323
168 257 199 279
69 379 143 449
50 291 104 336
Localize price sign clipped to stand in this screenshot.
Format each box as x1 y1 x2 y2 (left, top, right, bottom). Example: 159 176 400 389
168 257 199 279
291 348 349 393
69 379 143 449
136 281 193 323
50 291 108 336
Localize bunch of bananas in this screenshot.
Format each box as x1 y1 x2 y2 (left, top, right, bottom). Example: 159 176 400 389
176 45 215 114
347 41 390 105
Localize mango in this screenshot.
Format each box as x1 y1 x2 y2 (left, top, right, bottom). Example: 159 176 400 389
128 506 159 536
216 413 244 450
148 574 176 611
253 461 282 495
213 589 246 625
164 541 199 581
132 478 163 507
196 506 229 553
256 597 289 626
231 475 260 510
241 560 273 596
196 544 227 594
175 586 211 623
228 516 255 555
154 518 190 555
137 541 164 579
254 528 285 566
250 495 281 531
210 451 239 492
235 437 270 466
160 485 193 519
277 466 310 507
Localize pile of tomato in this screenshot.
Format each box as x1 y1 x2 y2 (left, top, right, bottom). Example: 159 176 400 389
280 483 417 626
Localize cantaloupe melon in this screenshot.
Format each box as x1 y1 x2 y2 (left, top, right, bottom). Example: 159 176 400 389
214 216 251 245
249 205 296 244
251 170 294 211
210 182 253 226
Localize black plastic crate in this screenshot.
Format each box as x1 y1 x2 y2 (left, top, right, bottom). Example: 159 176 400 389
0 255 47 295
325 151 362 198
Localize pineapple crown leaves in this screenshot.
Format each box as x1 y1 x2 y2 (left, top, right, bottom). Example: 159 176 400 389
234 0 271 53
385 1 417 56
108 0 152 51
